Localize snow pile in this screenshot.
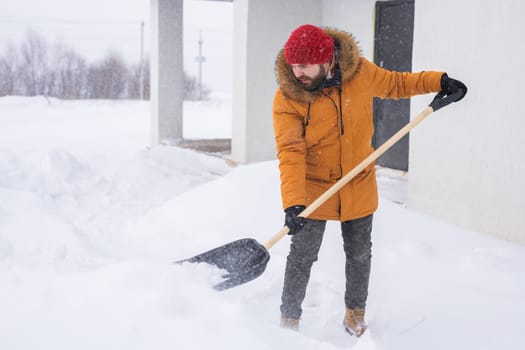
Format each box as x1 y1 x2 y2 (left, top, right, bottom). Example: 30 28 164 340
0 97 524 350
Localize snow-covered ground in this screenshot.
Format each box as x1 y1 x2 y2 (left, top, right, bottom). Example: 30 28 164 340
0 96 524 350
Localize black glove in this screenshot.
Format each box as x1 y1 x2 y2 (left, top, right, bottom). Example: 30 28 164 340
284 205 307 235
440 74 467 101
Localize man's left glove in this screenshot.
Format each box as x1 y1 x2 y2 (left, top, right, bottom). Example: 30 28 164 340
284 205 307 235
440 74 467 101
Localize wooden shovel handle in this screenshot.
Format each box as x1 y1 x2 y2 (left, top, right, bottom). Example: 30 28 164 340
264 105 437 250
264 89 464 250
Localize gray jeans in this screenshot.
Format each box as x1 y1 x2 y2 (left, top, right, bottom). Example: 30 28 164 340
280 214 373 319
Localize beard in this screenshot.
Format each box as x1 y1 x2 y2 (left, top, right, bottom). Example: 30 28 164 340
296 65 327 92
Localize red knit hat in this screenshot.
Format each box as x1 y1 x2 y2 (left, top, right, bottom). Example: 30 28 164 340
284 24 334 64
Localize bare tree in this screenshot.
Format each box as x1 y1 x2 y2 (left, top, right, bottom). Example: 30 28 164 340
128 58 149 100
51 42 87 99
19 29 50 96
0 44 20 96
87 51 127 99
184 71 210 101
1 27 213 100
141 60 150 100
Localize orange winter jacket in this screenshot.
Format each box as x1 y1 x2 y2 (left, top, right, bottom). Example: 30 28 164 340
273 28 443 222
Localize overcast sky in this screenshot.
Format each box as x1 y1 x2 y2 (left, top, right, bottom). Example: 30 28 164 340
0 0 233 94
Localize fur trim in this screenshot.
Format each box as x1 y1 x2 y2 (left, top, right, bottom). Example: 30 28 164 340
275 27 361 103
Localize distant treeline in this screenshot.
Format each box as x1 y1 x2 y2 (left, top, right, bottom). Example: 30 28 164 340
0 29 209 100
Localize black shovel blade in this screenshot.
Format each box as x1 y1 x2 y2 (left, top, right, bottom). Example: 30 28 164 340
175 238 270 291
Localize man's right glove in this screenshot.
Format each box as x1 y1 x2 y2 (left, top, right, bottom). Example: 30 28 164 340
440 74 468 101
284 205 307 235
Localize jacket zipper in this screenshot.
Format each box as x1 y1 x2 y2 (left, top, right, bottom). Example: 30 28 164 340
321 89 345 181
305 103 311 126
338 87 345 135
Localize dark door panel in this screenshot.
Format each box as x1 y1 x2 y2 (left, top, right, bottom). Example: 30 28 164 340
373 0 415 171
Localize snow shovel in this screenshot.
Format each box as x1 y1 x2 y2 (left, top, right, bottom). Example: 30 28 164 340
176 90 463 291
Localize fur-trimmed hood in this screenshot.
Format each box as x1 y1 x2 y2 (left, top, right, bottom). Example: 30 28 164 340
275 28 361 103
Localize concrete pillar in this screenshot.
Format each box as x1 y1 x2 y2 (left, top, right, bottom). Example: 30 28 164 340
232 0 322 163
150 0 183 146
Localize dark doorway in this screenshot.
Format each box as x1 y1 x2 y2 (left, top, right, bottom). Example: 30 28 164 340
373 0 415 171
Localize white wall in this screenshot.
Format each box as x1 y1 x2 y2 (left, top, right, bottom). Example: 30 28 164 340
409 0 525 244
322 0 377 59
232 0 322 163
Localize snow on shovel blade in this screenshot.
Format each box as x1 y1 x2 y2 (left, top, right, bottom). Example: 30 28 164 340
175 238 270 291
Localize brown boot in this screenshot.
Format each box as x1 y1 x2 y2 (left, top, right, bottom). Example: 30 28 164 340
343 308 367 337
280 317 299 331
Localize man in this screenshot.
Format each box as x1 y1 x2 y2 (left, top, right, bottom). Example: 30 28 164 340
272 24 466 336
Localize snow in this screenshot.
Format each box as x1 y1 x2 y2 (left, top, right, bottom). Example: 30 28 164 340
1 96 524 350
